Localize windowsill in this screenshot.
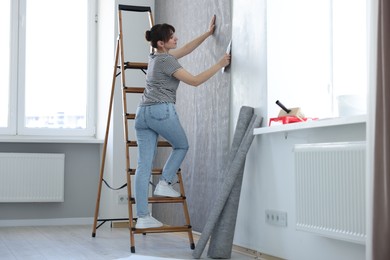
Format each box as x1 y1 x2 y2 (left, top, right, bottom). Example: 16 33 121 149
253 115 367 135
0 136 104 144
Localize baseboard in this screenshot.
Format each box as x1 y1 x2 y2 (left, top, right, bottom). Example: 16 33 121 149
232 244 285 260
0 217 94 227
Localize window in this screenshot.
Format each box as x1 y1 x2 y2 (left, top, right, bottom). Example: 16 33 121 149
267 0 367 121
0 0 96 136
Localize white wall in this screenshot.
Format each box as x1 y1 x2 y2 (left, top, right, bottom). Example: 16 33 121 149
230 0 366 259
0 143 101 224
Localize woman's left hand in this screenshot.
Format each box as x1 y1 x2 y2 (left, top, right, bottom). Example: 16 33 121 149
208 15 216 35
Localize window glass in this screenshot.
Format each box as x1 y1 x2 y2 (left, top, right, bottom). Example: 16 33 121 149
332 0 367 116
267 0 367 121
24 0 88 129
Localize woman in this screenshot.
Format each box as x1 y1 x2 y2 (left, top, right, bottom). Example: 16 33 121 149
135 15 231 229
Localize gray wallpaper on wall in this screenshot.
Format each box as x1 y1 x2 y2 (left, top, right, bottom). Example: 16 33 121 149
153 0 232 232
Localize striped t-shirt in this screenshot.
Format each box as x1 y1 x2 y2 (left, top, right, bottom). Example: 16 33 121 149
140 53 182 105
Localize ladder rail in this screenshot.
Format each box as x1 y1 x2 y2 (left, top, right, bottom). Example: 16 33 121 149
117 9 135 251
92 37 121 237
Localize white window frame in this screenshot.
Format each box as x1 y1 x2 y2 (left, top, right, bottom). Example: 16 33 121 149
1 0 97 137
0 0 18 135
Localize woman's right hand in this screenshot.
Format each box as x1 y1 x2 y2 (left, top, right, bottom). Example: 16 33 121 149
219 53 231 68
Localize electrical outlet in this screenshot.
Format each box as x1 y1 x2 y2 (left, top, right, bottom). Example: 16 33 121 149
265 210 287 227
118 194 128 204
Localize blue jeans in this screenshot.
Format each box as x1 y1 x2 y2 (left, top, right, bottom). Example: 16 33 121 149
134 103 189 217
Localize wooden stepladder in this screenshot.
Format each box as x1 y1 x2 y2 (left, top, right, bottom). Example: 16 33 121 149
92 5 195 253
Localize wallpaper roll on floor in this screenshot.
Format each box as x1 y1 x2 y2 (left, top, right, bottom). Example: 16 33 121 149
207 107 258 258
192 107 260 259
207 115 263 258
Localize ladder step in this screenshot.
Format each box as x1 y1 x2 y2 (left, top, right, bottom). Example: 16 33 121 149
124 87 145 94
118 5 151 13
148 197 186 203
128 168 162 175
125 62 148 70
127 141 171 147
129 197 186 204
128 168 182 175
133 225 192 234
125 62 148 69
126 113 136 120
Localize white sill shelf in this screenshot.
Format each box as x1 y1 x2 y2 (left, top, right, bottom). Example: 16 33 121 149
253 115 367 135
0 136 104 144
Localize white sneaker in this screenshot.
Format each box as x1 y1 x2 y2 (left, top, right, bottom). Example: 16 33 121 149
154 180 181 197
136 214 163 229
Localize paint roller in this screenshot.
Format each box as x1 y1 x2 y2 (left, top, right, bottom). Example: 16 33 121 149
275 100 305 120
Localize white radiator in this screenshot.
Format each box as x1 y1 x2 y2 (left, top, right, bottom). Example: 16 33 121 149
294 141 366 244
0 153 65 202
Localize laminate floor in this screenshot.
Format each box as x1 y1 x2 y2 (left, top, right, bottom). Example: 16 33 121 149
0 225 261 260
